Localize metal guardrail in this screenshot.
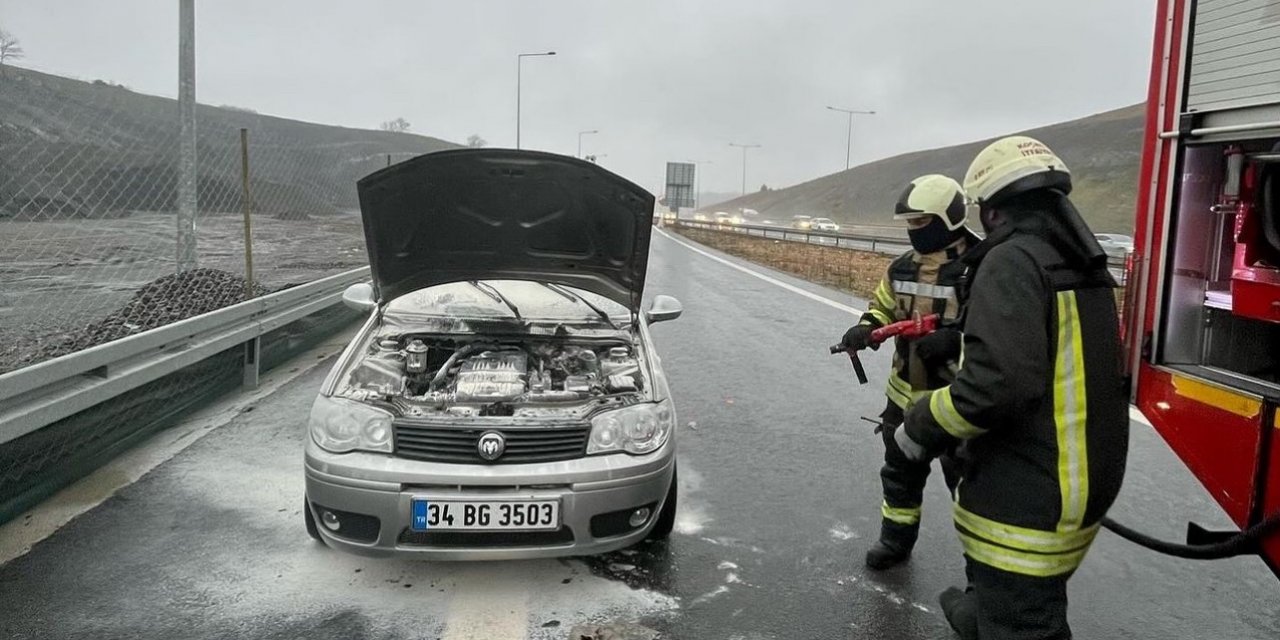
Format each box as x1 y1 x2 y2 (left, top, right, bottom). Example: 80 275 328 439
0 267 370 447
674 220 910 257
670 220 1129 269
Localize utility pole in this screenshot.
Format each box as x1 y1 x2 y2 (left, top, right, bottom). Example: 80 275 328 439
516 51 556 149
728 143 761 195
577 129 598 158
177 0 197 272
826 106 875 171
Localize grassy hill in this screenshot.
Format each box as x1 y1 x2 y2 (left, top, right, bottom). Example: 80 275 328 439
706 104 1146 234
0 67 459 219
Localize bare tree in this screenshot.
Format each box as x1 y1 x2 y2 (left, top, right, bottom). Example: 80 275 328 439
379 117 411 133
0 30 24 70
466 134 487 148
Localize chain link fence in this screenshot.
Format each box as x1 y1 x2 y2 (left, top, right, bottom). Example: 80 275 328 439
0 53 456 523
0 66 454 374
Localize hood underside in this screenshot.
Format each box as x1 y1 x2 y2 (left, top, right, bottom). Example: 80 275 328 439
356 149 656 311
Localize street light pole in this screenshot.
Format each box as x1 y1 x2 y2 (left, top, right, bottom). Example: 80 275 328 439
728 143 761 195
516 51 556 149
826 106 875 171
577 129 598 158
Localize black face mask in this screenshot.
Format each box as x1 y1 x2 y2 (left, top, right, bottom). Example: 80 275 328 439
908 217 961 254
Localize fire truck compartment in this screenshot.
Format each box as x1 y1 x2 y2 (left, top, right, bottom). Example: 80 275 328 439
1160 141 1280 386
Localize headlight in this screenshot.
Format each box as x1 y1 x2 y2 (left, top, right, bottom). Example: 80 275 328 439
309 395 394 454
588 401 674 455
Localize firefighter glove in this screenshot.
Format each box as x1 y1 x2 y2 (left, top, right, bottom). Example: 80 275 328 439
914 328 962 367
842 325 877 351
894 424 929 462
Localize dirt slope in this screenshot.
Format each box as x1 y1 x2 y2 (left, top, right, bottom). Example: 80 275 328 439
0 67 460 219
706 104 1145 234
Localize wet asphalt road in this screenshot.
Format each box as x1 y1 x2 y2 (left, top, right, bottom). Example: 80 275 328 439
1 229 1278 639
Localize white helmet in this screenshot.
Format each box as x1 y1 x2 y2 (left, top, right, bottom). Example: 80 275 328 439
964 136 1072 208
893 174 967 231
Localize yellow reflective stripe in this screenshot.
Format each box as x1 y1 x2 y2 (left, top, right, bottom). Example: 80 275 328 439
866 308 895 326
874 279 897 310
958 530 1089 578
886 375 928 409
953 504 1098 554
1172 374 1261 420
885 383 910 409
882 501 921 525
929 387 986 439
1054 291 1089 532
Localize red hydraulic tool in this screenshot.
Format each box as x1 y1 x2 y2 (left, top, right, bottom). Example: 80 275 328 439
829 313 940 385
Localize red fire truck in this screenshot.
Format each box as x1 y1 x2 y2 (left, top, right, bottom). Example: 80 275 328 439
1125 0 1280 576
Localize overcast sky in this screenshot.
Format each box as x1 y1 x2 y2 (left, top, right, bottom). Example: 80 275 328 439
2 0 1156 195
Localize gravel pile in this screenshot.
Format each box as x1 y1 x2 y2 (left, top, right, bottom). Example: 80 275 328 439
16 268 270 367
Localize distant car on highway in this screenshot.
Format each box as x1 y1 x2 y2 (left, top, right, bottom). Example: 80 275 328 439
1095 233 1134 257
714 211 742 226
791 215 812 230
693 212 710 222
810 217 840 233
306 149 683 559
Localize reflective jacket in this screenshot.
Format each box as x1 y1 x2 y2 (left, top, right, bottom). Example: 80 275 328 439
861 235 975 410
904 227 1129 578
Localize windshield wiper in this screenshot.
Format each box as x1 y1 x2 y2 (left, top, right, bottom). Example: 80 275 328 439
542 282 618 329
468 281 523 323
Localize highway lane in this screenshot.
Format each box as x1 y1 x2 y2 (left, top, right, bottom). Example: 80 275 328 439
0 229 1275 639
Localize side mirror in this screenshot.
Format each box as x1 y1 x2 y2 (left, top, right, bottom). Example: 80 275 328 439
342 283 377 312
645 294 683 324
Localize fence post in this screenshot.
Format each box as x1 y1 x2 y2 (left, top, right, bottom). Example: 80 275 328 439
243 336 261 390
239 128 255 300
176 0 198 272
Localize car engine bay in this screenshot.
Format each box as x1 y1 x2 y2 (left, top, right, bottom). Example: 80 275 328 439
335 335 647 416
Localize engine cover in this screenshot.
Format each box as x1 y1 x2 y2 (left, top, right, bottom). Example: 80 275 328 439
454 351 528 403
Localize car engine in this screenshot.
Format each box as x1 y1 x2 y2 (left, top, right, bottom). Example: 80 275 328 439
336 336 645 414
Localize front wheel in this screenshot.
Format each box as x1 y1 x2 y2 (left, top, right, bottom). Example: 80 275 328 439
645 467 678 540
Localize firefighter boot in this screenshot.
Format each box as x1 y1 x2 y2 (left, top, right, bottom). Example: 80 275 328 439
864 521 918 570
939 586 979 640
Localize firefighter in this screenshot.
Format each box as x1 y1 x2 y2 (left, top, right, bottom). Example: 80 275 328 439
840 174 981 570
896 137 1129 640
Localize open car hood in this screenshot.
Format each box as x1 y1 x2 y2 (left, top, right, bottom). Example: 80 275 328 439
356 149 655 312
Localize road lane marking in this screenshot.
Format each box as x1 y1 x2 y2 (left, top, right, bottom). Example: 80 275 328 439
1130 406 1152 427
656 228 865 316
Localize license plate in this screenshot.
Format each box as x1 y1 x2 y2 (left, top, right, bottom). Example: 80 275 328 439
410 499 560 532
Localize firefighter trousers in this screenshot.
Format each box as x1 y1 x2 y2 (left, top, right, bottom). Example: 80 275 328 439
878 408 962 551
965 557 1072 640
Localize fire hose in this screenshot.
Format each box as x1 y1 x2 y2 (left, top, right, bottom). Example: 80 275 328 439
1100 512 1280 560
831 313 1280 560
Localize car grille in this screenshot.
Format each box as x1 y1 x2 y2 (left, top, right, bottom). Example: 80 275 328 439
397 526 575 548
392 423 590 464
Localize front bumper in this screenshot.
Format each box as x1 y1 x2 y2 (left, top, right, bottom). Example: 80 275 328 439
303 441 675 560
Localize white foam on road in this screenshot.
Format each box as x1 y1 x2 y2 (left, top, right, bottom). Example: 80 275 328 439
0 327 358 567
829 524 860 541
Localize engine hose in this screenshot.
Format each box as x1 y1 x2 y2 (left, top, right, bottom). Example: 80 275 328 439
1100 510 1280 560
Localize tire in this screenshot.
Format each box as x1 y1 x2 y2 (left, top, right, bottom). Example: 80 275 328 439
304 498 323 542
646 467 678 541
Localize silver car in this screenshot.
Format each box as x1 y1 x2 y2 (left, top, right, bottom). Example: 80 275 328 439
304 149 683 559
